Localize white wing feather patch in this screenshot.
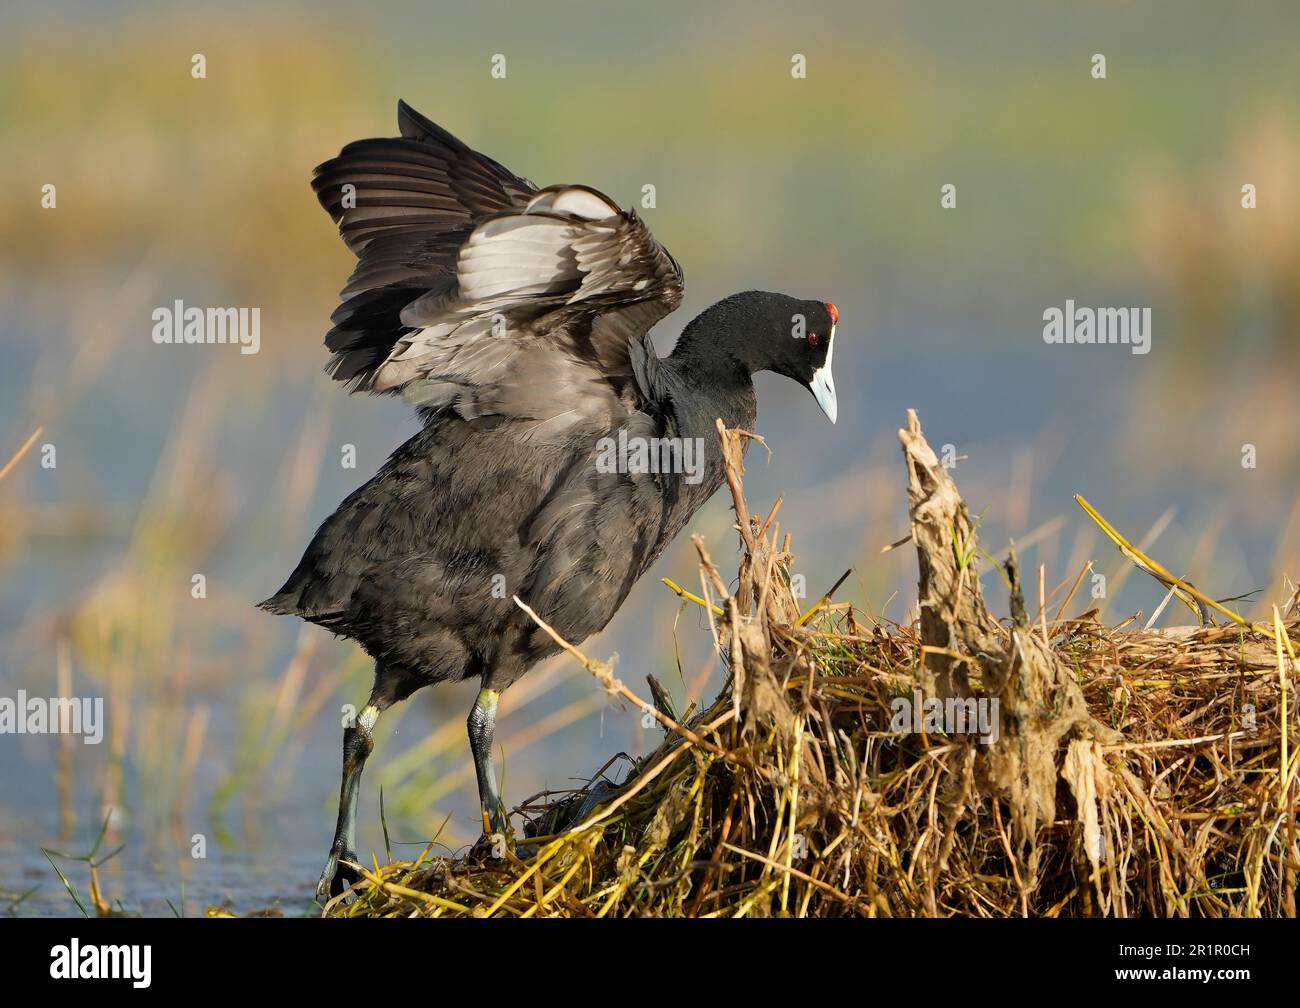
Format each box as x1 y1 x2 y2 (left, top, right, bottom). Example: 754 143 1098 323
524 186 619 220
456 216 584 300
366 185 679 409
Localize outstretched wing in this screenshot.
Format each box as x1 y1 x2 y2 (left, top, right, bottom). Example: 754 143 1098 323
312 102 683 428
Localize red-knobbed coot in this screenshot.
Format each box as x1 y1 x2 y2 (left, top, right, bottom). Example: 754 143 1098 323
260 101 840 902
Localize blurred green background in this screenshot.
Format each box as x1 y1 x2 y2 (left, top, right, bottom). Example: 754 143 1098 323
2 0 1298 915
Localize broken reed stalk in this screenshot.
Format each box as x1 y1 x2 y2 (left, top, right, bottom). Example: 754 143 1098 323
903 408 1121 861
317 411 1296 919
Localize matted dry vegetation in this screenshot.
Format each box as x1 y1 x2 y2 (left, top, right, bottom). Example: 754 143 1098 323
320 412 1298 918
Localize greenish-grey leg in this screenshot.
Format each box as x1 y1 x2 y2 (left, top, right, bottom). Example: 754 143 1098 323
316 703 380 904
467 688 508 837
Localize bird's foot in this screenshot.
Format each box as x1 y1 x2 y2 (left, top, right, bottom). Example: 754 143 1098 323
316 848 363 906
467 829 538 863
467 830 509 863
512 841 539 861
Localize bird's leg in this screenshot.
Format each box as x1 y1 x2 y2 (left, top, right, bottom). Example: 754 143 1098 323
317 703 380 904
467 687 509 842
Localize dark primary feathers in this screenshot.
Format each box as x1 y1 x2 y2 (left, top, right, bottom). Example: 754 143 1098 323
313 100 683 421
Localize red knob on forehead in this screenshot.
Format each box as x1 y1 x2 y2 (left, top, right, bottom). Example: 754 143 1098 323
825 302 839 325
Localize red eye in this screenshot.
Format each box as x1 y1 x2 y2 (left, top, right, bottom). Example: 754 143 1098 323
808 332 821 347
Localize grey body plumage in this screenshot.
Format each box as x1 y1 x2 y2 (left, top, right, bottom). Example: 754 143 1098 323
259 102 839 901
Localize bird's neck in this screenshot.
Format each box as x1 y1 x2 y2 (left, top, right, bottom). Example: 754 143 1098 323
661 342 757 438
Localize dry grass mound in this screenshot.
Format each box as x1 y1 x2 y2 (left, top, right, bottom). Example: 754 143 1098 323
323 413 1298 918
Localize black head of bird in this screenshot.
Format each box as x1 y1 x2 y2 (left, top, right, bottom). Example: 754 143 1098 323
670 291 838 424
258 101 841 903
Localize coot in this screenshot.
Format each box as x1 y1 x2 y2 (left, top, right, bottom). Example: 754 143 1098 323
260 101 839 901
